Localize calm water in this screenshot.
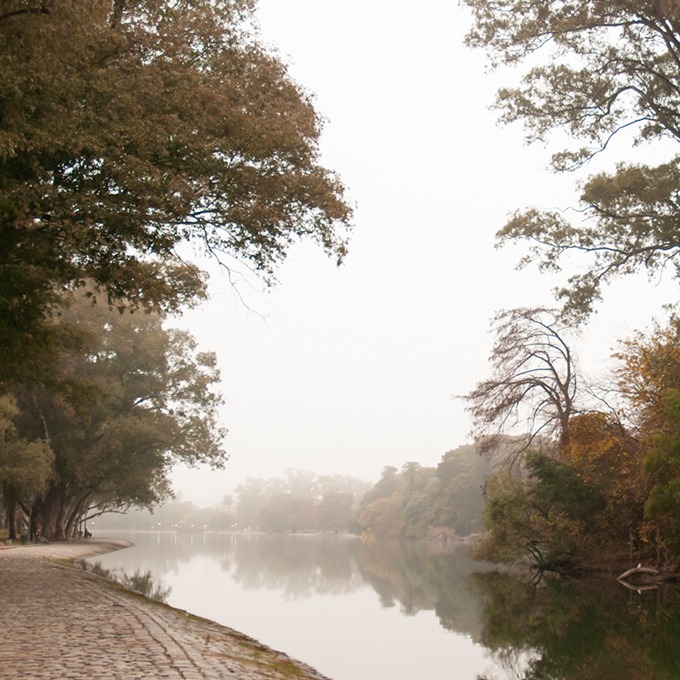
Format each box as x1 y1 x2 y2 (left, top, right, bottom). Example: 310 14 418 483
85 532 680 680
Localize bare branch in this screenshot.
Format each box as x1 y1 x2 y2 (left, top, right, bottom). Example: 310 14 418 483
464 307 581 462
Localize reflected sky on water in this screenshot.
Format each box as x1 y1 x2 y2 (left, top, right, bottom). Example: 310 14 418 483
87 532 500 679
87 532 680 680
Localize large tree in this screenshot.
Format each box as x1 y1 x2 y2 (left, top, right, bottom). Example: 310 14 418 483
13 290 227 540
464 0 680 320
0 0 352 380
0 395 53 539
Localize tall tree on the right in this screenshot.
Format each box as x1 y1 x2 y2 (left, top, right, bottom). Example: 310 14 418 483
464 0 680 321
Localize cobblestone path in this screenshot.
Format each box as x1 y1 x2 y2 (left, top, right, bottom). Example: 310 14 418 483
0 540 330 680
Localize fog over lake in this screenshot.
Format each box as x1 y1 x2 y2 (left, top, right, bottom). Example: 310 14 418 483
86 532 680 680
87 532 496 679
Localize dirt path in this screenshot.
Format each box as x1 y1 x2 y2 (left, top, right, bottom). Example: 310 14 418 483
0 539 331 679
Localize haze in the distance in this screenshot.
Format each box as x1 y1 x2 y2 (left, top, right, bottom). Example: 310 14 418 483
171 0 673 507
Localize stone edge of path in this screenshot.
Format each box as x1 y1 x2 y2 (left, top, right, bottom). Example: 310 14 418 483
0 537 332 680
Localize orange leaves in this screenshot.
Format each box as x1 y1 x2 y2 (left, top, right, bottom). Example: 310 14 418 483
561 413 645 511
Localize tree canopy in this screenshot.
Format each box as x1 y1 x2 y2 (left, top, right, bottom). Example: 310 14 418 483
11 289 227 540
0 0 352 379
615 318 680 553
464 0 680 319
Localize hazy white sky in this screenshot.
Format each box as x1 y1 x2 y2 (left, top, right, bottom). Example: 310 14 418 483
171 1 675 507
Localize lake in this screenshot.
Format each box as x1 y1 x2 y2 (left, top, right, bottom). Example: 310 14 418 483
85 531 680 680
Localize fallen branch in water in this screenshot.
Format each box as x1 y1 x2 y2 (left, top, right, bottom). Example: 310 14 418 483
617 579 658 593
617 566 659 582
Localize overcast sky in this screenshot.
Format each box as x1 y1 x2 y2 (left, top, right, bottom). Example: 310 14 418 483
170 0 675 507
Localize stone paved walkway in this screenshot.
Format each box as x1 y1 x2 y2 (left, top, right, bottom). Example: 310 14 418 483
0 540 331 680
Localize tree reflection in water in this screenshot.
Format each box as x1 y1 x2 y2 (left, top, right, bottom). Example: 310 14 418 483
81 560 172 603
228 534 363 597
472 572 680 680
82 532 680 679
230 534 493 640
355 538 493 639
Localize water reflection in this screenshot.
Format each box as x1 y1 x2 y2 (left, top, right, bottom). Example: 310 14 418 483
356 539 492 639
89 533 680 680
473 572 680 680
229 534 363 597
81 559 172 603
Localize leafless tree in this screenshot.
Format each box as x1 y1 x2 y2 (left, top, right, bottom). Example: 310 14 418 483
465 307 580 463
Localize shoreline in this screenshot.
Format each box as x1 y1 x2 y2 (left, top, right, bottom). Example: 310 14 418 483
0 538 331 679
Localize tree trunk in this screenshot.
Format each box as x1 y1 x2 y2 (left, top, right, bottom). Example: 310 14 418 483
7 501 16 541
54 498 67 541
65 495 89 539
34 481 69 541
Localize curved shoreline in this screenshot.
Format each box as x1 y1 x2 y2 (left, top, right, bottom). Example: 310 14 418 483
0 538 331 679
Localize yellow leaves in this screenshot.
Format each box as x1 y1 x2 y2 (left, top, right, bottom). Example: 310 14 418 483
561 412 646 511
615 320 680 436
563 412 623 467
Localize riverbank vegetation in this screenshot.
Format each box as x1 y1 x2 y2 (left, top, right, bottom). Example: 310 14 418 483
464 313 680 575
459 0 680 576
343 303 680 574
0 0 352 542
351 444 505 541
93 448 501 540
219 0 680 579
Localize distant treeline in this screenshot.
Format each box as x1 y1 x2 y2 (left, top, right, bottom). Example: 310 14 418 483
97 444 509 540
352 442 513 540
96 471 372 534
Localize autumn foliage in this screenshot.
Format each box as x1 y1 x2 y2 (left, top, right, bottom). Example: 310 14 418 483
470 316 680 571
